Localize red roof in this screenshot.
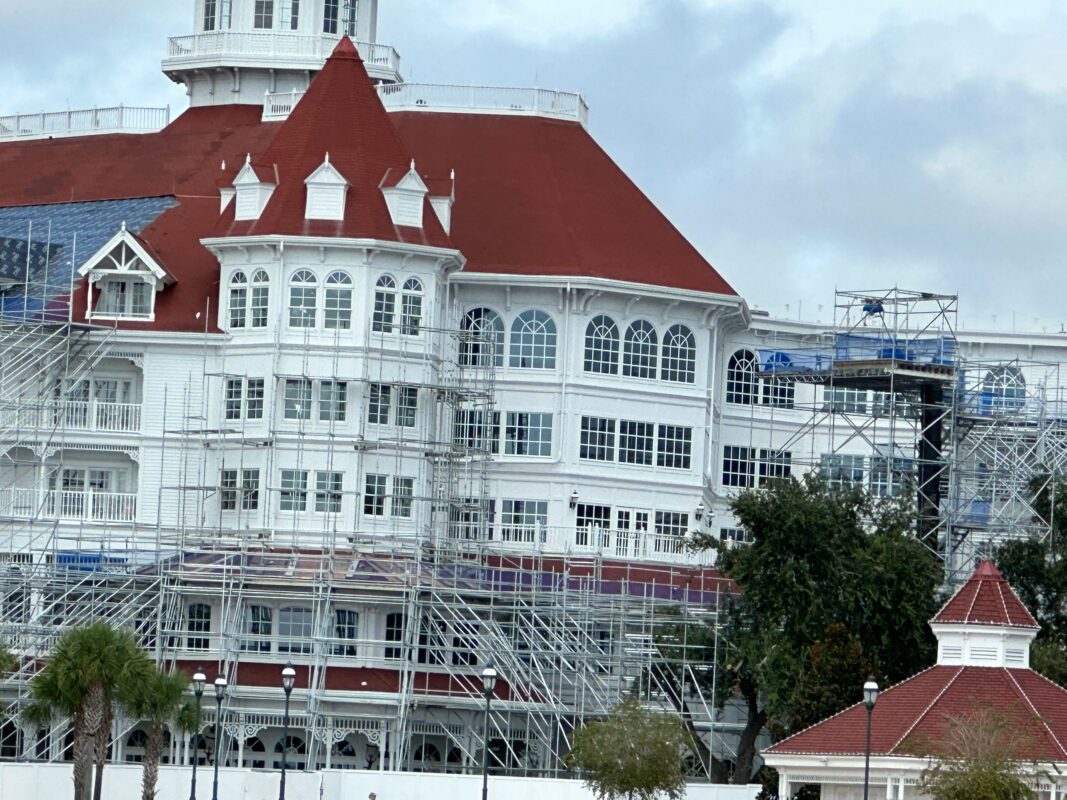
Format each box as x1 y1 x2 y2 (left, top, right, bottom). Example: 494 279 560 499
932 560 1038 629
390 110 736 296
214 38 452 248
767 665 1067 761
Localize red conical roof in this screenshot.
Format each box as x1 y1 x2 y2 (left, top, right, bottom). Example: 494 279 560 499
216 35 451 247
932 560 1038 629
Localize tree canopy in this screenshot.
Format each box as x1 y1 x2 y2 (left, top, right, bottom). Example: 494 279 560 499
691 475 943 781
567 699 688 800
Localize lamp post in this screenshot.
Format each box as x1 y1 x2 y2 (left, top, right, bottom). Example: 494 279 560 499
862 675 879 800
189 667 206 800
480 663 498 800
211 674 227 800
279 662 296 800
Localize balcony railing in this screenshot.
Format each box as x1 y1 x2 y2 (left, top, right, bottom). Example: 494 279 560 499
0 488 138 523
263 83 590 125
0 106 170 141
1 400 142 433
445 525 713 566
164 32 400 74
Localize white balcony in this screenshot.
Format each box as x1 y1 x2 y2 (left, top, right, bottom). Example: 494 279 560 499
262 83 590 126
446 525 714 566
0 106 170 141
2 400 142 433
163 32 401 82
0 488 138 523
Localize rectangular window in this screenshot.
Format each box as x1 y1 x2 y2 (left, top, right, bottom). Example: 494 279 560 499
323 0 339 33
364 473 387 517
385 612 405 660
501 499 547 542
719 527 752 544
761 377 795 408
722 445 755 488
229 286 247 328
576 504 611 529
759 449 792 484
826 387 868 414
186 603 211 650
505 412 553 457
241 469 260 510
288 284 316 328
324 285 351 330
368 383 391 425
220 470 239 511
396 386 418 428
278 606 312 654
453 409 500 454
241 604 272 652
618 420 654 465
279 469 308 512
392 476 414 518
251 284 268 328
333 608 358 656
580 416 615 461
401 293 422 336
96 279 152 319
279 0 300 30
284 379 312 420
451 621 478 667
319 380 347 422
246 379 264 419
221 468 260 510
870 456 913 497
204 0 218 30
820 454 866 490
656 425 692 470
315 471 343 513
253 0 274 29
224 378 242 421
654 511 689 537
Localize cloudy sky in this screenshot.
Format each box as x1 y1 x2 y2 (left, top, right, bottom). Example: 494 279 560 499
3 0 1067 332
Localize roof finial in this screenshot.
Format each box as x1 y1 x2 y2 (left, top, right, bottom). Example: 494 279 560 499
450 168 456 181
410 158 416 172
120 220 127 232
221 159 227 171
325 152 330 164
245 153 252 165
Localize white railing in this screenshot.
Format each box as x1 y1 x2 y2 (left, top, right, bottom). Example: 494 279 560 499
0 400 141 432
446 525 714 566
165 32 400 73
0 488 137 523
264 83 590 125
0 105 170 141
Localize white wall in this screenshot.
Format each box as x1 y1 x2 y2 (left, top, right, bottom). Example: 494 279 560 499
0 763 761 800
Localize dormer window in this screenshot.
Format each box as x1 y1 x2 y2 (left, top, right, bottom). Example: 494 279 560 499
234 155 277 221
305 154 349 221
381 162 428 228
78 226 172 322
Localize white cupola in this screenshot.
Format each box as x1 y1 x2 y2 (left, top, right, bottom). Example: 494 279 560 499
233 154 277 221
381 160 428 228
304 153 349 221
929 560 1039 668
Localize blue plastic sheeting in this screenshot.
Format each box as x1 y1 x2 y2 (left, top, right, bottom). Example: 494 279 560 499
0 197 175 323
758 335 956 375
958 390 1028 417
952 500 991 526
53 550 129 572
757 349 833 374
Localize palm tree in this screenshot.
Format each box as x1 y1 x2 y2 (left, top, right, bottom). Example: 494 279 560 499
24 622 151 800
0 644 15 674
123 667 198 800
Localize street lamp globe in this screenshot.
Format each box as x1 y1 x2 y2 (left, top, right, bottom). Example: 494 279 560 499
481 664 498 696
863 676 879 710
282 662 296 695
192 667 206 699
214 674 227 702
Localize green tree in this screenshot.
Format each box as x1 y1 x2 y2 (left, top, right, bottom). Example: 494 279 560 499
689 475 942 782
996 476 1067 684
916 707 1039 800
567 699 688 800
24 623 152 800
0 644 14 674
122 667 198 800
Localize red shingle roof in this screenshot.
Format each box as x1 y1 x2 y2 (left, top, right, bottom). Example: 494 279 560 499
932 560 1038 629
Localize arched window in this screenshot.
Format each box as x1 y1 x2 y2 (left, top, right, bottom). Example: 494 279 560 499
460 308 504 367
250 270 269 328
726 350 758 405
509 310 557 369
373 275 397 333
414 742 442 772
584 315 619 374
984 366 1026 412
124 729 148 763
324 271 353 330
446 745 464 774
661 324 696 383
288 269 317 328
228 271 248 329
401 278 423 335
622 321 657 379
273 735 307 770
244 736 266 770
186 602 211 650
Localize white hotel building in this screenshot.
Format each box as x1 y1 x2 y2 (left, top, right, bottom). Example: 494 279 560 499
0 0 1064 782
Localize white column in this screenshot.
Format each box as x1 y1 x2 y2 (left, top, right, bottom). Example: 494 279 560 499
885 775 893 799
777 771 788 799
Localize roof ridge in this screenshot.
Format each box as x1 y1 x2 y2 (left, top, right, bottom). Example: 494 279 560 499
1002 668 1067 760
964 579 981 620
888 665 964 754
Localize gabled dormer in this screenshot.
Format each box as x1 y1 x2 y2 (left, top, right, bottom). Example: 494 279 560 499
304 153 349 221
77 224 173 322
428 170 456 234
233 154 277 221
381 160 428 228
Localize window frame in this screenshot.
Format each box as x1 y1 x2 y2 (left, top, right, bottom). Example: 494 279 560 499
509 310 557 370
584 315 619 375
287 269 318 329
661 324 696 384
622 320 658 380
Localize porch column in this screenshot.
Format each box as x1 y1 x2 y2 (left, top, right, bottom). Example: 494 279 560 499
777 771 788 799
379 727 388 772
885 775 892 799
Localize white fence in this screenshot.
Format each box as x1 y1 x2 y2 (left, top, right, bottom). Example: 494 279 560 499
0 106 169 140
0 763 761 800
166 32 400 72
0 488 137 523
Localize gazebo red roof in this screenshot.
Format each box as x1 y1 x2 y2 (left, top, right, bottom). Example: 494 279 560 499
931 560 1038 629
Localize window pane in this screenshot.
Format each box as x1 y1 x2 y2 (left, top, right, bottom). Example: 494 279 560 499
254 0 274 29
618 421 654 465
584 316 619 374
246 379 264 420
368 384 391 425
505 412 553 457
623 321 657 379
461 308 504 367
397 386 418 428
224 379 242 420
580 416 615 461
392 476 414 518
278 606 313 654
280 469 308 511
319 381 347 422
324 285 352 330
363 474 386 516
229 287 247 328
509 310 557 369
661 324 695 383
315 471 343 513
373 276 396 333
722 446 754 488
284 379 312 420
726 351 758 405
333 608 358 656
656 425 692 470
242 469 260 510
